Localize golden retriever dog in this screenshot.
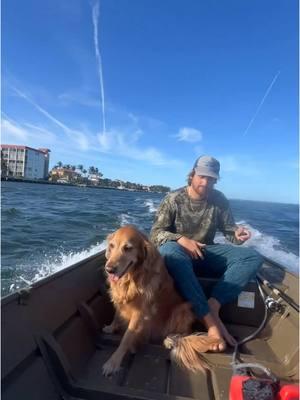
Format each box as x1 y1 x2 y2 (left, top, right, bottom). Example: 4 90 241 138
102 225 222 376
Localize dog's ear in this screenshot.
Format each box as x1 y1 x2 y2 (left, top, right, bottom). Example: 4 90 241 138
106 232 115 242
105 232 115 259
142 240 157 269
143 241 148 260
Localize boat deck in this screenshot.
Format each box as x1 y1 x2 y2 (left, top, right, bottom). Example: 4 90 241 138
2 253 299 400
50 323 293 400
79 333 241 400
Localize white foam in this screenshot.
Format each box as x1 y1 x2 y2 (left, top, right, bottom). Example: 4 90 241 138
215 222 299 274
119 213 138 226
144 199 158 213
11 241 106 292
8 221 298 295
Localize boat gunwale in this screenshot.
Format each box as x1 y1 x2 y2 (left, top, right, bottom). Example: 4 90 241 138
263 255 299 278
1 249 106 306
1 251 298 307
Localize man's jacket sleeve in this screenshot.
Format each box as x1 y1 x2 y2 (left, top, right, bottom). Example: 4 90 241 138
150 195 182 247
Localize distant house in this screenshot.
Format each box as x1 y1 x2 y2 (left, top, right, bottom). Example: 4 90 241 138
49 167 80 182
88 174 101 184
1 145 50 179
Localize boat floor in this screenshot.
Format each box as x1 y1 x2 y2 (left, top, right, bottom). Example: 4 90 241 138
2 258 298 400
70 324 287 400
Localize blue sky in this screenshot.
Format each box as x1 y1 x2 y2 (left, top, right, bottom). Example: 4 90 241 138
2 0 299 203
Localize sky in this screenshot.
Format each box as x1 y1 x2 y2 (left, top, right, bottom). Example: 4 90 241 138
2 0 299 203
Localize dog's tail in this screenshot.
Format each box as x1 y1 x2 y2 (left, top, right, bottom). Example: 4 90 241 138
164 333 223 372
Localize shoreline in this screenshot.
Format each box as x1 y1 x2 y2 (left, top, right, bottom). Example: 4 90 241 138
1 177 167 194
2 178 297 205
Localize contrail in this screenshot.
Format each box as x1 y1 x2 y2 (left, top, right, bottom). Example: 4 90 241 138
10 86 89 150
243 70 280 136
12 86 73 133
92 1 106 134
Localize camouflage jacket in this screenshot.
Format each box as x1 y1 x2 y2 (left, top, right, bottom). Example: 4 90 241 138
150 186 242 247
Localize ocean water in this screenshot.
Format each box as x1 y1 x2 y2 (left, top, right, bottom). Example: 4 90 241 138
1 181 299 296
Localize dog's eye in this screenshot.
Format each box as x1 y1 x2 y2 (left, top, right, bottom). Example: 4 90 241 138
109 243 114 249
123 245 132 252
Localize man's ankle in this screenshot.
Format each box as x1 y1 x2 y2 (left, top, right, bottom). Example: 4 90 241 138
208 297 221 313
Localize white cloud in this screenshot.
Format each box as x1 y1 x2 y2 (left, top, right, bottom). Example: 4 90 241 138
97 129 182 167
1 116 59 148
97 131 113 151
1 118 29 141
6 85 183 169
175 127 203 143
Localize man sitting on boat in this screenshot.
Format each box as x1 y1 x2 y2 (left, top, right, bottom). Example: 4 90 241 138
150 155 263 350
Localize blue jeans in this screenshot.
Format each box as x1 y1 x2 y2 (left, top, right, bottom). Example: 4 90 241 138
159 241 263 318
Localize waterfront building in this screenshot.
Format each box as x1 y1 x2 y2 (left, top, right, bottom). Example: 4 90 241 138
49 167 80 183
88 174 101 185
1 145 50 179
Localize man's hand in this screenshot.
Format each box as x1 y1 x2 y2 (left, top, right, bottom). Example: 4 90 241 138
177 236 206 259
235 226 251 242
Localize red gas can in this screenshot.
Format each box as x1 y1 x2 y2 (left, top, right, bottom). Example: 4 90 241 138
229 375 299 400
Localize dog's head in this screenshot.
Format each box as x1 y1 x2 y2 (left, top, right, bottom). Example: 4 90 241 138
105 225 148 283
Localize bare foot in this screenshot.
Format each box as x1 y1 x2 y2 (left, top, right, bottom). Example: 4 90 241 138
206 326 226 352
200 313 227 352
208 298 237 346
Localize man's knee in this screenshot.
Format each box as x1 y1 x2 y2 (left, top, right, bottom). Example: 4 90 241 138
159 241 191 270
244 247 263 263
240 247 263 275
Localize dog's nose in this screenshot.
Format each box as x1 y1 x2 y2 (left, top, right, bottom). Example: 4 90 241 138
105 265 117 274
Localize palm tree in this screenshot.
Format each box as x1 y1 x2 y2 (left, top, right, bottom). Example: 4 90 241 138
57 161 63 168
77 164 84 172
93 167 103 178
88 166 95 175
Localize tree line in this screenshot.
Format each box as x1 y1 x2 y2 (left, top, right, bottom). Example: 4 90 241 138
53 162 103 177
51 162 170 193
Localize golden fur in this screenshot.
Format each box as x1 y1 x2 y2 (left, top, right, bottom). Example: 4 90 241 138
102 225 219 376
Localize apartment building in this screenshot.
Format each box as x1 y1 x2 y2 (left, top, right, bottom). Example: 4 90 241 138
1 145 51 179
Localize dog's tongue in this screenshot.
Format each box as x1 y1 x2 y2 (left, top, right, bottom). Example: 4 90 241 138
108 273 119 283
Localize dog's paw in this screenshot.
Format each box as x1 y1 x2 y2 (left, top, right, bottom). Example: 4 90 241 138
102 324 115 334
102 355 121 377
